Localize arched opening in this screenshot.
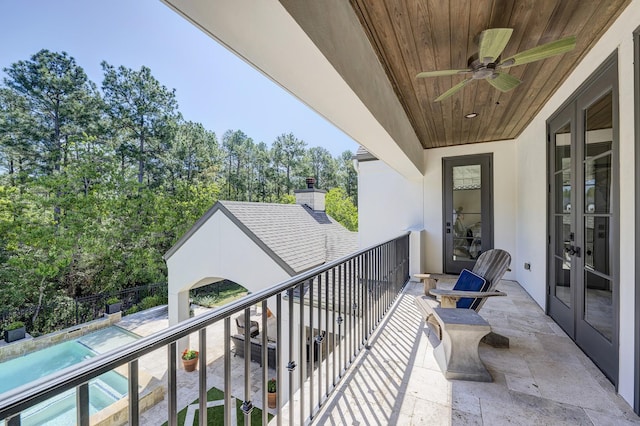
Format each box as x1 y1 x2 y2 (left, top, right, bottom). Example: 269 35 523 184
189 279 249 313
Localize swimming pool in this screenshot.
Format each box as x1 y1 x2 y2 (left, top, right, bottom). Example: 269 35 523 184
0 326 139 424
19 371 127 426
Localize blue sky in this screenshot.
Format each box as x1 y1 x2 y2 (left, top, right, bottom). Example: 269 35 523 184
0 0 357 157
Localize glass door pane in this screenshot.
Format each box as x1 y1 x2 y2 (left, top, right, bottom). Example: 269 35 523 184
452 165 482 261
583 91 613 341
443 154 493 274
553 122 572 307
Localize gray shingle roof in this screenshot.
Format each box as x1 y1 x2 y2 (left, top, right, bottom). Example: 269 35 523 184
164 201 358 275
355 146 378 161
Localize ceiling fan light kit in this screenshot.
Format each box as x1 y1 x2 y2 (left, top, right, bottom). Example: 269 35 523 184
417 28 577 102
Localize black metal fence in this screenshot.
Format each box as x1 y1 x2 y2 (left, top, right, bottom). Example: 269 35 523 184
0 283 167 336
74 282 168 324
0 233 410 426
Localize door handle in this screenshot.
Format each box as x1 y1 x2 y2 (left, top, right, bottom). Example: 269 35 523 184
564 245 581 257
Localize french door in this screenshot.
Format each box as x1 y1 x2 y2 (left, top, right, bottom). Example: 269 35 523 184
548 57 618 383
443 154 493 274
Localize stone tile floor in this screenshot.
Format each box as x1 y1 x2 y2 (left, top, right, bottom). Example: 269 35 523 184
313 279 640 425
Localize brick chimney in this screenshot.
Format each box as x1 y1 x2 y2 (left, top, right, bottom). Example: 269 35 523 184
294 177 326 211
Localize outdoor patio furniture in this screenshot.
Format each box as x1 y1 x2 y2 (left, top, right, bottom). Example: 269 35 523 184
235 315 259 338
230 334 276 368
414 248 512 347
431 307 492 382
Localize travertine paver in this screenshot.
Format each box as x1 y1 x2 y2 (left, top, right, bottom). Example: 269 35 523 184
313 280 640 425
117 306 276 425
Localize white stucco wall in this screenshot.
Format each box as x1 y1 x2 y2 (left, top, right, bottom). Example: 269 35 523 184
515 0 639 404
166 210 297 393
357 159 425 276
357 159 424 247
358 140 517 280
422 141 518 279
166 211 291 294
166 210 291 325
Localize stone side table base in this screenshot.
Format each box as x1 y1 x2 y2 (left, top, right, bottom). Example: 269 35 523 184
432 308 492 382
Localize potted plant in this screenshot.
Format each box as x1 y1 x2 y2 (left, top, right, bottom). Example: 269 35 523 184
182 349 199 372
4 321 26 343
105 297 122 314
267 378 277 409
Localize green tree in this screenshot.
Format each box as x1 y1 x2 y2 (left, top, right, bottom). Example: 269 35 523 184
337 150 358 204
0 50 361 335
272 133 306 195
253 142 272 201
222 129 250 200
101 62 180 186
0 88 33 183
306 146 337 189
164 121 219 190
1 50 102 177
325 187 358 231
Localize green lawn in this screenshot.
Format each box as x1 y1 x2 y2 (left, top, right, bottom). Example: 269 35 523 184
162 386 272 426
191 281 248 308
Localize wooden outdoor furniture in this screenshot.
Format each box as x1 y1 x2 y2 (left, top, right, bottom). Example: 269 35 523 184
414 249 512 348
415 273 437 294
429 288 506 308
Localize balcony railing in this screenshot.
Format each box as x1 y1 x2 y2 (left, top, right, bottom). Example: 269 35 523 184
0 233 410 425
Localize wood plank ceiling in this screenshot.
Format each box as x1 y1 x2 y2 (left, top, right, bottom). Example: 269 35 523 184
349 0 630 149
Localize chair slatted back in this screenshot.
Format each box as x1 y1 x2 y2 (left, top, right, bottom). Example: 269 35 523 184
469 249 511 311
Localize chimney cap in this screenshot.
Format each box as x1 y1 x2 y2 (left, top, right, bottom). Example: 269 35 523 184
305 177 316 189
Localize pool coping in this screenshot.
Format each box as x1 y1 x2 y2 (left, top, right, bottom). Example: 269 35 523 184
91 366 165 426
0 312 121 363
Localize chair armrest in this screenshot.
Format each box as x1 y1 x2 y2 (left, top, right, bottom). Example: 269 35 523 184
429 289 506 308
415 274 438 294
414 273 435 279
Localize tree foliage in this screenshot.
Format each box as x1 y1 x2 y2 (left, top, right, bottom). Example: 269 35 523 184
0 50 358 333
325 188 358 232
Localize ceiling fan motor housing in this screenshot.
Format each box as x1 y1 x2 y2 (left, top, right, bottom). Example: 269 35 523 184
470 58 497 79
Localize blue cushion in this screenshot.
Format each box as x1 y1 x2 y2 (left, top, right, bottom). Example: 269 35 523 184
452 269 488 309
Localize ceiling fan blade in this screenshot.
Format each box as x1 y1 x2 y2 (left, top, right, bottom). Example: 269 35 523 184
478 28 513 63
435 78 472 102
488 72 521 92
417 69 470 78
500 35 577 68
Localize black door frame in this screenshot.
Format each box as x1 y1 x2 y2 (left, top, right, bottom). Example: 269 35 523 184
546 52 619 385
547 109 575 337
442 153 494 274
633 26 640 416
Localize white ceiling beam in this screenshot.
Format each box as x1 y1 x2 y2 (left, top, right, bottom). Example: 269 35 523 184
162 0 425 179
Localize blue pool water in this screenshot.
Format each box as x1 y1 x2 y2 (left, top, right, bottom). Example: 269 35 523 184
0 326 140 425
19 371 128 426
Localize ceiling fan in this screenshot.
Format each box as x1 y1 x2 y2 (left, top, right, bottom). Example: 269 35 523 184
416 28 576 102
